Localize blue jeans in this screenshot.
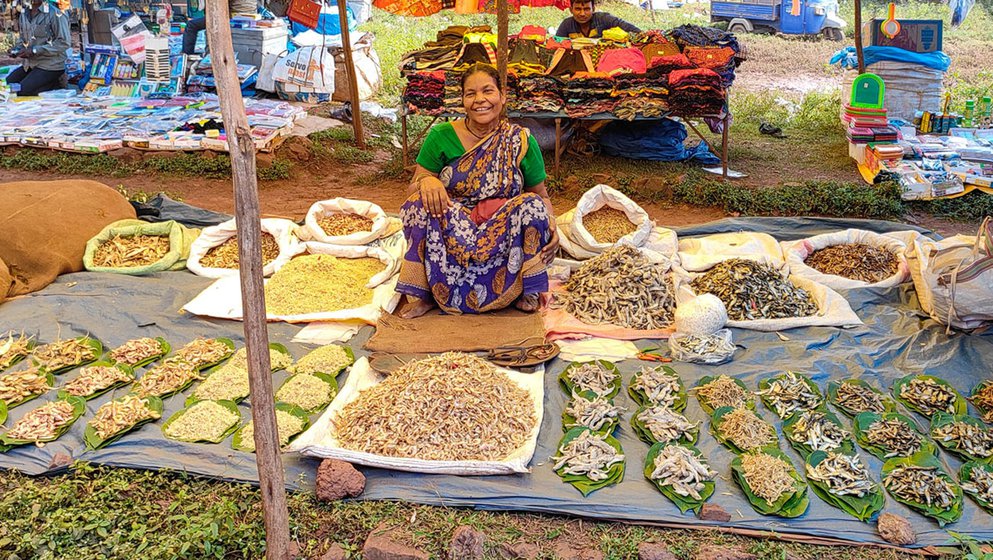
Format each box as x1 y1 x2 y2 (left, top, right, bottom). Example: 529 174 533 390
182 16 206 55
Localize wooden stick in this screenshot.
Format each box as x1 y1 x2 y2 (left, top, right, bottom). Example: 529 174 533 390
205 2 291 559
854 0 865 73
497 0 508 93
337 0 365 148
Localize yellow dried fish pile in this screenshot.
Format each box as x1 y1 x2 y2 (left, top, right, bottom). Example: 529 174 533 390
317 213 373 237
0 367 50 405
133 359 201 398
89 395 161 440
32 339 96 371
582 207 637 244
276 374 334 411
238 410 307 452
721 407 776 451
191 348 292 402
0 332 33 370
92 234 170 268
164 401 239 441
175 338 231 369
287 345 352 375
265 255 383 316
63 366 132 397
200 233 280 270
5 400 75 440
696 375 749 410
335 352 536 461
109 338 162 366
805 243 898 283
741 451 796 505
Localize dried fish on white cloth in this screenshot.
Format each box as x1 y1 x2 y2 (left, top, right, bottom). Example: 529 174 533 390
717 407 777 451
0 367 50 405
552 430 625 481
638 406 697 444
899 377 959 416
741 451 796 505
89 396 161 440
649 445 715 500
804 243 898 284
883 465 957 509
696 375 750 411
631 366 681 408
806 453 876 497
565 396 624 432
565 363 618 398
865 419 924 458
691 259 818 321
933 420 993 459
758 371 822 418
788 410 850 452
4 400 75 441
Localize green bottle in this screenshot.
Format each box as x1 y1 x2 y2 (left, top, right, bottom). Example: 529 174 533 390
964 100 975 127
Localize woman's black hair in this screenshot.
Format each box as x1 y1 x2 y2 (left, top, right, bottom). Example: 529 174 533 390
460 63 502 93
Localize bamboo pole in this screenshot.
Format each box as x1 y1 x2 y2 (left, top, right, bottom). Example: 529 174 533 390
337 0 365 148
204 2 291 559
497 0 508 93
854 0 865 73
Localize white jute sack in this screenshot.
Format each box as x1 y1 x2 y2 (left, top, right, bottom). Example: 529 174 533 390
301 197 390 245
186 218 304 279
290 357 545 475
780 228 911 290
677 231 785 272
557 185 654 258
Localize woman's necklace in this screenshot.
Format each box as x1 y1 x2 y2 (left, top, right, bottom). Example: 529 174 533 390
464 120 495 140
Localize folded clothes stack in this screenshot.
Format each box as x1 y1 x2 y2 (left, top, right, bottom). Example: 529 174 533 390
612 73 668 98
509 38 547 76
564 73 617 118
443 71 465 114
399 45 459 76
403 71 446 115
667 24 742 87
668 68 725 116
613 97 670 121
513 75 565 113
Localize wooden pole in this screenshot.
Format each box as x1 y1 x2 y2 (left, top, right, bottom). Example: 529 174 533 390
497 0 508 93
205 3 291 560
854 0 865 73
337 1 365 148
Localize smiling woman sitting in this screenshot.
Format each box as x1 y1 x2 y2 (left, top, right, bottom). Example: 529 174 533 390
397 63 559 318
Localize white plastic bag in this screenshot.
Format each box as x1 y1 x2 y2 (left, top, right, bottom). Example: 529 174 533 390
557 185 653 258
272 46 336 93
186 218 304 279
302 197 390 246
677 232 785 273
781 229 910 290
669 329 735 364
256 52 285 93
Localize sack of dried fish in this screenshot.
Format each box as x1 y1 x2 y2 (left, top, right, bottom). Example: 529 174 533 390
0 331 35 372
959 461 993 514
304 198 389 246
187 344 294 405
0 396 86 447
930 412 993 462
552 427 626 496
632 405 699 446
827 379 896 418
162 400 242 444
84 219 199 275
559 361 621 400
107 337 170 369
882 451 963 526
711 406 778 454
731 448 809 517
668 330 735 365
31 337 102 375
84 395 164 450
782 407 855 459
854 412 938 461
893 374 966 418
132 359 202 398
758 371 824 419
783 230 908 290
287 344 355 376
59 362 134 400
275 373 337 414
690 259 819 321
969 380 993 423
557 185 652 258
232 404 310 453
627 365 685 410
264 254 386 317
0 366 55 409
694 375 754 415
174 338 235 371
187 218 304 278
805 451 884 522
643 442 716 514
581 207 639 245
563 395 624 435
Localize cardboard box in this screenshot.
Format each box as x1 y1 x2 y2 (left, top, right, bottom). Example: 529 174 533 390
865 19 942 53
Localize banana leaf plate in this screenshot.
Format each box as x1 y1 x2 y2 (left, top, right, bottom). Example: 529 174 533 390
631 404 698 446
731 447 809 518
930 411 993 463
827 379 897 418
559 360 621 400
84 395 165 450
881 450 963 526
289 344 355 377
177 338 235 372
892 374 967 418
805 450 885 522
57 361 135 401
0 333 36 373
643 441 715 514
232 403 311 453
107 337 171 369
31 337 103 375
853 411 938 461
0 395 86 448
161 399 241 444
711 406 778 454
969 380 993 424
1 369 56 409
562 394 622 436
274 372 338 414
782 406 856 459
627 365 686 411
960 460 993 514
694 375 754 415
758 371 824 419
553 427 625 497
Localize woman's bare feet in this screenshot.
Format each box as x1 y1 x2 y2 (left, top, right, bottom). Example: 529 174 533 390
514 293 541 313
399 296 436 319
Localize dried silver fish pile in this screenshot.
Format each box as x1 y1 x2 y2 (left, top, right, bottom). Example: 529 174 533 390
335 353 536 461
933 421 993 459
806 453 876 497
883 465 957 509
805 243 898 284
631 366 680 408
741 452 796 505
649 445 716 500
690 259 818 321
758 372 822 418
696 375 750 411
552 430 625 481
789 410 849 452
961 468 993 503
4 400 75 440
835 381 886 414
900 378 958 416
865 419 923 458
566 363 618 398
639 406 697 444
719 407 777 451
553 245 675 329
565 396 624 432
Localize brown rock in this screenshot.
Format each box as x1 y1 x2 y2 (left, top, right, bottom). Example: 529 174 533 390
281 136 314 162
449 525 485 560
256 152 277 169
108 147 144 164
698 504 732 523
497 542 541 559
319 543 347 560
315 459 366 502
47 452 72 470
362 531 428 560
591 173 611 186
694 545 757 560
553 541 603 560
878 512 916 546
638 542 677 560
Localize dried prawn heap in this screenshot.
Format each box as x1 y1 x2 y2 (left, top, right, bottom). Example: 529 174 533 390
287 344 352 375
175 338 232 369
89 396 161 440
265 255 382 316
225 347 293 371
193 348 292 402
32 339 96 372
962 468 993 503
805 243 898 284
164 401 239 442
696 375 749 411
835 381 887 414
63 366 131 397
276 374 334 412
552 430 625 481
719 407 776 451
758 371 821 418
933 421 993 459
565 396 624 432
582 207 637 244
335 353 536 461
649 445 715 500
865 419 923 458
741 452 796 505
0 332 33 370
237 410 307 452
0 367 50 405
638 406 697 443
806 453 876 497
884 465 957 509
317 213 374 237
200 233 279 269
4 400 75 441
553 245 675 330
133 359 201 398
631 366 680 408
566 363 617 398
92 234 170 268
900 378 958 416
109 338 163 367
788 410 849 452
691 259 818 321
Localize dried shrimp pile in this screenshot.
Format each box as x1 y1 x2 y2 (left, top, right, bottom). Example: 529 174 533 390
175 338 232 369
631 366 680 408
884 465 957 509
696 375 749 411
287 345 352 375
741 452 796 505
134 359 201 398
192 347 291 401
200 233 279 269
552 430 625 481
276 375 334 412
89 395 161 440
865 419 923 458
566 363 617 398
804 243 898 283
758 371 822 418
649 445 715 500
719 407 776 451
226 347 294 371
335 353 536 461
582 207 637 244
32 339 96 371
164 401 239 442
4 400 75 441
63 366 132 397
806 453 876 497
92 234 170 268
933 420 993 459
0 332 33 370
565 396 624 432
109 338 163 366
900 378 958 416
318 213 374 237
691 259 818 321
834 381 887 414
237 410 307 452
553 245 675 330
265 255 382 316
0 367 50 405
638 406 696 444
788 410 849 452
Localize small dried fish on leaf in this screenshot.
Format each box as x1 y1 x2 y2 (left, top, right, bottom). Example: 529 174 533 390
224 344 294 372
628 365 685 410
108 337 170 368
174 338 235 371
882 452 963 526
287 344 354 376
559 361 621 399
581 207 638 244
758 371 823 419
0 332 35 372
232 404 309 453
553 428 625 496
551 245 675 330
200 232 279 269
92 234 170 268
855 411 936 461
84 395 163 449
275 373 337 413
893 374 966 418
694 375 753 414
969 380 993 423
265 255 383 316
632 404 698 445
31 337 102 374
61 362 134 399
930 412 993 461
827 379 895 418
804 243 898 284
133 359 202 398
563 395 624 434
805 451 884 521
690 259 818 321
959 461 993 514
711 406 778 454
783 408 854 458
162 400 241 443
317 213 374 237
0 397 85 446
732 449 809 517
644 442 716 513
189 345 293 405
0 366 54 408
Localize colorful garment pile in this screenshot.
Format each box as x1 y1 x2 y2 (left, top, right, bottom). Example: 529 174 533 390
443 71 466 114
509 38 548 76
400 45 460 76
613 97 669 121
666 24 742 87
403 71 446 115
668 68 725 116
612 73 667 98
513 76 565 113
564 74 617 118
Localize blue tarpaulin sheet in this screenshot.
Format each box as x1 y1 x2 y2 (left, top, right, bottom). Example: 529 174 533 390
830 46 952 72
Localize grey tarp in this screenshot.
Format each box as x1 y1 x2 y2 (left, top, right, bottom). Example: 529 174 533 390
2 214 992 549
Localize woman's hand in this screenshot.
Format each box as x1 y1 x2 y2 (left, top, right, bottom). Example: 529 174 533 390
419 175 452 218
542 226 559 266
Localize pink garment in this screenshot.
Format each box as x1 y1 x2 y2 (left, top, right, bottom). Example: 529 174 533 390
595 47 647 74
469 198 509 225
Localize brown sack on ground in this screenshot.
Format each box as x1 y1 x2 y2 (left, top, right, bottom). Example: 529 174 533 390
0 180 136 300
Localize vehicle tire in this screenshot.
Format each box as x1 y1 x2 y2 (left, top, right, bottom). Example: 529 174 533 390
823 27 844 41
729 23 748 35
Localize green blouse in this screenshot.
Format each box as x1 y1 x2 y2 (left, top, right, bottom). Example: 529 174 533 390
416 122 548 189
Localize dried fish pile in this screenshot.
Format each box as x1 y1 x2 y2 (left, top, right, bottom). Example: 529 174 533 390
865 419 924 458
287 344 352 375
806 453 876 498
200 233 279 269
0 367 50 405
933 420 993 459
758 371 822 418
109 338 163 367
0 332 33 370
834 381 887 415
690 259 818 321
741 452 796 505
164 401 240 442
237 410 307 452
649 445 716 500
696 375 750 411
553 245 675 330
638 406 697 444
631 366 681 408
4 400 75 441
265 255 383 316
63 366 132 397
225 347 294 372
718 407 777 451
883 465 957 509
788 410 849 453
899 377 959 416
92 234 170 268
335 353 536 461
133 359 201 398
32 339 97 372
175 339 232 370
317 213 374 237
553 430 625 481
804 243 898 283
191 362 251 402
582 207 637 244
961 467 993 504
276 374 334 412
565 363 618 398
972 382 993 422
89 395 161 440
565 396 624 432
